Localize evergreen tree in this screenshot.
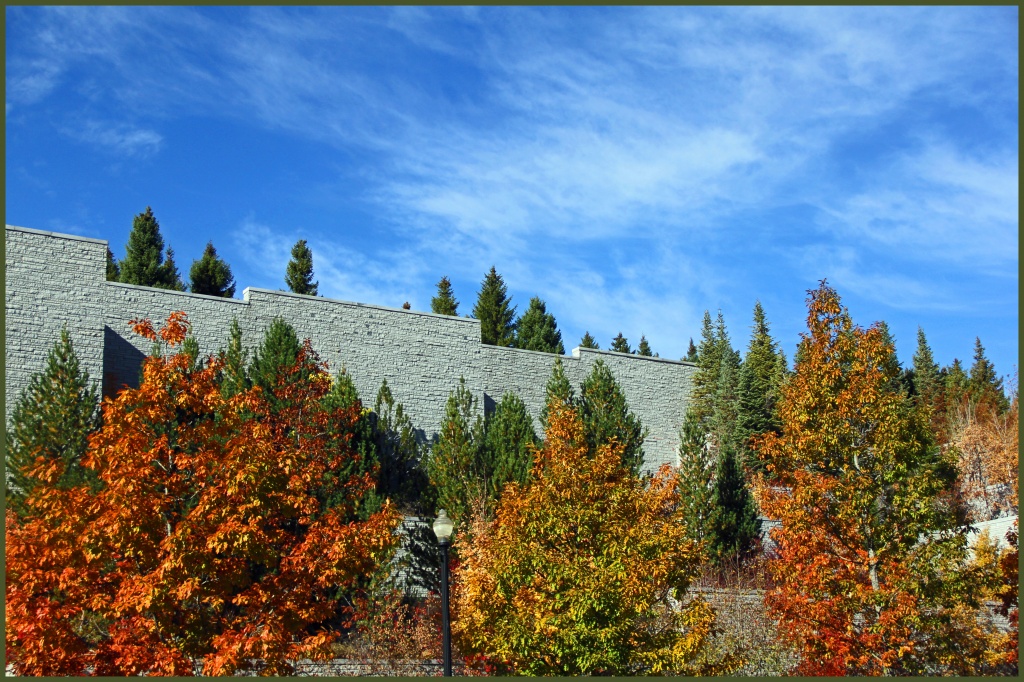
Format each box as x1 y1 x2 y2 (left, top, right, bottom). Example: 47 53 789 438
969 337 1009 412
373 379 428 513
580 359 647 475
285 239 318 296
912 327 941 403
249 318 307 412
610 333 631 354
515 297 565 354
636 335 654 357
426 377 487 530
684 337 699 363
710 347 741 453
579 332 599 350
6 328 100 517
473 267 516 347
708 444 761 565
690 311 723 423
431 276 459 316
321 369 383 519
943 359 970 412
675 410 715 547
189 241 236 297
118 206 184 290
219 318 249 400
734 302 785 472
540 357 576 432
105 247 120 282
484 392 539 506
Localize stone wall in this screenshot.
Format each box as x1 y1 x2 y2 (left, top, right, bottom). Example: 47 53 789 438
5 225 695 472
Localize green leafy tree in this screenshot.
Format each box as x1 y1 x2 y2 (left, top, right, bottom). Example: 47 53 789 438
734 302 785 472
118 207 184 290
540 357 576 432
675 410 716 548
636 335 654 357
514 297 565 354
105 247 120 281
472 266 516 347
484 392 539 506
610 332 631 354
189 241 236 297
219 318 249 400
285 239 319 296
6 328 100 517
579 331 599 350
708 444 760 565
431 276 459 316
580 360 647 475
426 378 487 531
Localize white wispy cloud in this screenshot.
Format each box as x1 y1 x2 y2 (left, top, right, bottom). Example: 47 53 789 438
59 120 164 157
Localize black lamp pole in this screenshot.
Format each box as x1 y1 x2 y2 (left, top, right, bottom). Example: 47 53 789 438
432 509 454 677
439 538 452 677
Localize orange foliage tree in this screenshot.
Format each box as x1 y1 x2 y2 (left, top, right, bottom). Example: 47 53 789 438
451 396 731 675
5 312 401 675
752 282 1001 675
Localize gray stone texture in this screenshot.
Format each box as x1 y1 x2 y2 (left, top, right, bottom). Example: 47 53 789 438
5 225 695 472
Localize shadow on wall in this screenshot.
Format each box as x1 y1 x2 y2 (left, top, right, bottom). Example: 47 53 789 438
102 325 146 399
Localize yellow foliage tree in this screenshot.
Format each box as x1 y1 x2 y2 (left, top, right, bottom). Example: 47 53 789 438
451 397 731 675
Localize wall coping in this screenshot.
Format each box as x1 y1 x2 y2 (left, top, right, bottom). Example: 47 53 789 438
572 345 692 366
106 280 250 305
242 287 483 325
5 224 108 245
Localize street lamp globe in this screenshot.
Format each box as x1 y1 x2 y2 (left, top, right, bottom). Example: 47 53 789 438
433 509 454 544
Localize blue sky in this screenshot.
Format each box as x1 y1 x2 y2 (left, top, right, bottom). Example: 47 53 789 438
6 6 1019 381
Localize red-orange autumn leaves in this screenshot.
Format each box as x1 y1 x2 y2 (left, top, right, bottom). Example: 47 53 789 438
5 312 400 675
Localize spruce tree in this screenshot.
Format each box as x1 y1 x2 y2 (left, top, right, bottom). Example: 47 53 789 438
431 276 459 316
636 335 653 357
484 392 539 506
675 410 715 547
472 266 516 347
118 206 183 290
106 247 120 281
708 444 760 565
6 328 100 517
610 333 631 354
515 297 565 354
249 318 308 412
285 239 319 296
690 311 721 423
684 337 698 363
912 328 941 402
219 318 249 400
373 379 428 513
540 357 576 432
427 377 487 530
189 241 236 297
580 359 647 475
734 302 785 472
321 369 383 519
969 337 1008 412
579 332 599 350
710 347 741 453
943 359 970 412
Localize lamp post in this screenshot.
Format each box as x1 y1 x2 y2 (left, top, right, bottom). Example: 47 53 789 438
432 509 454 677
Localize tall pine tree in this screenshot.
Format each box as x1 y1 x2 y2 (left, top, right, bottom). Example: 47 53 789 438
710 346 741 453
515 297 565 354
321 369 383 519
684 337 699 363
431 276 459 316
473 267 516 347
636 335 654 357
219 318 249 400
969 337 1009 413
373 379 428 513
6 328 100 517
675 410 716 548
708 444 761 565
427 377 487 530
105 247 120 281
285 239 319 296
189 242 236 297
249 318 309 413
483 392 539 507
118 207 184 290
610 333 631 354
734 302 785 472
579 332 599 350
541 357 576 432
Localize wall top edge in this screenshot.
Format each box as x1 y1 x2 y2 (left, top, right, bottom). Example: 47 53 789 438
106 280 249 304
5 224 108 246
243 287 482 324
479 342 574 361
571 346 692 366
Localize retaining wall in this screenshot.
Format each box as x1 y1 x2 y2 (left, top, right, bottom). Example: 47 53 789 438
5 225 695 472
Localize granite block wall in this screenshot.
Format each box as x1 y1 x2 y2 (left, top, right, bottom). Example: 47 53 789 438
5 225 695 472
